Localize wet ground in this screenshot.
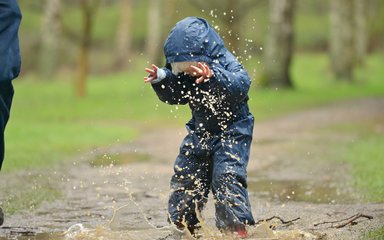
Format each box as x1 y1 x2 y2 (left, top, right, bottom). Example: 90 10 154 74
1 98 384 239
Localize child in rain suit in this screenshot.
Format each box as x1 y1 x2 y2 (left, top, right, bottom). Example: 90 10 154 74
144 17 254 238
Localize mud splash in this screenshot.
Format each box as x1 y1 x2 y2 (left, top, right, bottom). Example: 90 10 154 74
58 222 322 240
90 152 150 167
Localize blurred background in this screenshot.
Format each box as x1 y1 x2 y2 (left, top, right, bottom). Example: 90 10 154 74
3 0 384 171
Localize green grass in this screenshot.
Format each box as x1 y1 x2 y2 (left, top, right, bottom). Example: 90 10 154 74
341 124 384 202
3 69 190 172
319 120 384 203
1 174 61 215
248 53 384 120
349 134 384 202
361 226 384 240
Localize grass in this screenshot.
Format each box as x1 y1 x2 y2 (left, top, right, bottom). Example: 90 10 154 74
1 174 61 215
3 67 192 172
337 123 384 202
361 226 384 240
349 134 384 202
248 53 384 120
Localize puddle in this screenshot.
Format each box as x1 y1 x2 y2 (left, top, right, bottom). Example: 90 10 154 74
90 152 150 167
248 178 356 204
0 232 64 240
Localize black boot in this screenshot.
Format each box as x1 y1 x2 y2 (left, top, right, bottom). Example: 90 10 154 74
0 207 4 226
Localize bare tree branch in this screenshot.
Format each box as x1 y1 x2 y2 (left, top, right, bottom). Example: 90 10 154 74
314 213 373 228
255 216 300 226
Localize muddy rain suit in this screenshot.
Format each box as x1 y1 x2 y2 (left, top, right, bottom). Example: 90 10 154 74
151 17 254 231
0 0 21 169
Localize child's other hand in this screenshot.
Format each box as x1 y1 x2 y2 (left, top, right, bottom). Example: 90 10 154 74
144 64 159 83
189 62 213 84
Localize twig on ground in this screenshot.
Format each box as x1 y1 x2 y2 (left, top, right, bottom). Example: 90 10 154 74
314 213 373 228
255 216 300 226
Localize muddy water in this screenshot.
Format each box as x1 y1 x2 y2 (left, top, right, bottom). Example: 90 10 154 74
0 223 318 240
0 232 63 240
247 177 356 204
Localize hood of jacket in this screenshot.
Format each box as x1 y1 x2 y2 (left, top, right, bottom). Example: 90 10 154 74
163 17 226 64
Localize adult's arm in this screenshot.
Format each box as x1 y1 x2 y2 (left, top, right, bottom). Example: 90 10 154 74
0 0 22 82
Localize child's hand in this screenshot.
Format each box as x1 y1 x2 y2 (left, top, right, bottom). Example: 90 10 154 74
144 64 160 83
189 62 213 84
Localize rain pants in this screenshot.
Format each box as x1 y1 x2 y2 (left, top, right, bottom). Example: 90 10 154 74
151 17 255 231
0 0 21 169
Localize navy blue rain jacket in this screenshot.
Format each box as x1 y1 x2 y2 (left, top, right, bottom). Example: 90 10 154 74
0 0 21 82
152 17 251 134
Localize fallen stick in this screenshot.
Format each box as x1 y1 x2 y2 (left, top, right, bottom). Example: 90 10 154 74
314 213 373 228
255 216 300 225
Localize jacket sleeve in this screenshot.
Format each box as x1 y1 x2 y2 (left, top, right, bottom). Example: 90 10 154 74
0 0 22 82
209 51 251 104
151 65 192 105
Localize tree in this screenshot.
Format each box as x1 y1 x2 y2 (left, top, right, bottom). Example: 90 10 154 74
162 0 177 43
114 0 133 70
354 0 368 66
39 0 62 78
146 0 163 65
77 0 100 97
264 0 296 88
188 0 256 54
329 0 354 81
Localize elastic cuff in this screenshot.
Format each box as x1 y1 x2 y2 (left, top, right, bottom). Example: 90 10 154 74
151 68 166 84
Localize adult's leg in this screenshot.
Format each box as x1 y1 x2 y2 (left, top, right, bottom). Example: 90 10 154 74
168 132 212 232
211 116 255 231
0 81 14 226
0 80 14 170
0 207 3 226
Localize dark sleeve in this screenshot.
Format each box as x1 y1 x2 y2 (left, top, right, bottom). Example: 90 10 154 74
0 0 22 82
209 51 251 104
151 65 192 105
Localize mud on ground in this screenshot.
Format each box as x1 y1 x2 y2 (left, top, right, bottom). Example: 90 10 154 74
1 98 384 239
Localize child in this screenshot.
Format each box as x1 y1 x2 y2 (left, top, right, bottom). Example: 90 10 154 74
144 17 254 238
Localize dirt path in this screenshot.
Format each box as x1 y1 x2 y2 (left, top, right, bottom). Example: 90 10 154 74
1 98 384 239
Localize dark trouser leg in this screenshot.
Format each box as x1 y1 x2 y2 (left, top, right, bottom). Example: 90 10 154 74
0 207 3 226
0 80 14 170
168 134 211 231
211 119 255 230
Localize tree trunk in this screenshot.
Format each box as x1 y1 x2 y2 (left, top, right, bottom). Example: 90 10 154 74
264 0 295 88
354 0 367 66
39 0 61 78
77 0 99 97
330 0 354 81
114 0 133 70
187 0 256 55
222 1 241 54
162 0 177 41
146 0 162 65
